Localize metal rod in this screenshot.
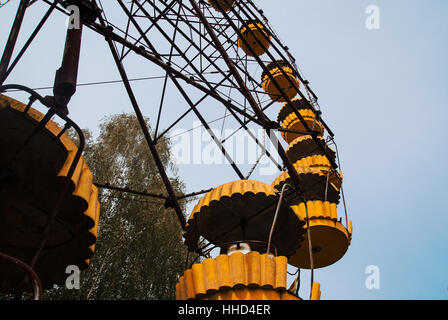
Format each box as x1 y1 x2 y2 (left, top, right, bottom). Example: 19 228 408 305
95 9 187 230
0 0 29 85
1 0 57 84
303 200 315 299
252 2 335 139
128 1 264 126
94 183 169 200
219 1 339 172
153 2 182 140
153 73 232 144
0 252 43 300
188 0 307 200
117 0 246 180
266 183 287 255
176 188 213 200
53 18 84 114
87 22 264 127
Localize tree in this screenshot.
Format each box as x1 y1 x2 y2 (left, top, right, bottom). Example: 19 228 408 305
46 113 194 300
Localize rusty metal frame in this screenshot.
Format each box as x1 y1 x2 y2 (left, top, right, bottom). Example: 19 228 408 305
0 1 349 298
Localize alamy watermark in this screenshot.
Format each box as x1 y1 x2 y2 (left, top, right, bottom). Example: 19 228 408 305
65 265 80 290
365 5 381 30
66 5 81 29
365 265 380 290
170 121 281 176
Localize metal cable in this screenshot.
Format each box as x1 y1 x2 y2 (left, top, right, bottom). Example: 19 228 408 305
266 183 288 256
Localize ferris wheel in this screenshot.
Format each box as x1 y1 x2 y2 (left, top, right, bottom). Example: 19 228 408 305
0 0 352 300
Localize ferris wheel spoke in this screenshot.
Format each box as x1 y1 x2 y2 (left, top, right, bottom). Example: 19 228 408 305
153 2 184 140
0 1 353 297
96 10 188 229
135 0 245 95
115 0 261 129
105 2 258 181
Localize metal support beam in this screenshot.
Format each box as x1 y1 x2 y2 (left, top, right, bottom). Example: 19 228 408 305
53 22 83 115
188 0 307 199
0 0 29 85
95 10 187 230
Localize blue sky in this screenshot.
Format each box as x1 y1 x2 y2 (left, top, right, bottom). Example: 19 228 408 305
1 0 447 299
266 0 448 299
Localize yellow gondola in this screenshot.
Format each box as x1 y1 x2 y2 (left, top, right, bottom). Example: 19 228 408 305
294 155 342 190
261 60 299 102
238 21 271 56
285 135 336 165
0 94 100 292
280 108 325 144
289 201 352 269
277 98 314 126
183 180 306 257
272 166 340 205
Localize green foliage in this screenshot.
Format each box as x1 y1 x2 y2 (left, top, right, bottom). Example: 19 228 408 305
46 113 194 300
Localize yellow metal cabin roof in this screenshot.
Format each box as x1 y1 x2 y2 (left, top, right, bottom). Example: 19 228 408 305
183 180 306 257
